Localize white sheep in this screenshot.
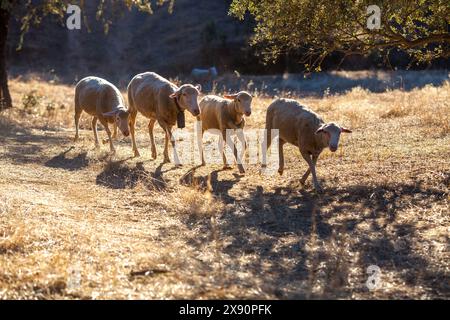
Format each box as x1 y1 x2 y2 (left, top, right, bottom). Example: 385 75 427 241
127 72 201 162
74 76 130 153
197 91 252 173
263 98 352 192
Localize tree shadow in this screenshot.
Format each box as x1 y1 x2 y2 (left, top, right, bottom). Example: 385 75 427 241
179 166 243 203
178 176 448 298
0 122 69 165
96 161 167 190
179 165 205 187
44 146 89 171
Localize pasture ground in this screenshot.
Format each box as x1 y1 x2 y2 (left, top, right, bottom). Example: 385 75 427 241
0 73 449 299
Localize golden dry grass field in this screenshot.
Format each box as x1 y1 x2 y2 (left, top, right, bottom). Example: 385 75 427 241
0 73 449 299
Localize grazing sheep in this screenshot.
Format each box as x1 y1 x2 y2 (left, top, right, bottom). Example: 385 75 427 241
197 91 252 173
74 76 130 153
191 67 218 83
127 72 201 162
263 98 352 192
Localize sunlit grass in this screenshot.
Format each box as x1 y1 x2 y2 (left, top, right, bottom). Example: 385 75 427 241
0 73 448 299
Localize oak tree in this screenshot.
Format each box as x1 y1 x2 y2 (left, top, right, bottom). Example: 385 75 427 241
0 0 174 109
229 0 449 70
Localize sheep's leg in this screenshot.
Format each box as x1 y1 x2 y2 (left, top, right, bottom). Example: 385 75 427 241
219 131 230 169
300 151 322 192
261 126 272 168
129 111 140 157
300 154 318 185
236 129 247 173
198 128 205 166
112 122 118 139
232 136 244 172
300 169 310 185
163 128 170 163
223 130 245 173
92 116 99 147
162 125 181 165
278 140 285 175
160 123 177 164
148 118 157 159
74 110 82 142
102 121 117 144
169 127 182 166
99 118 115 153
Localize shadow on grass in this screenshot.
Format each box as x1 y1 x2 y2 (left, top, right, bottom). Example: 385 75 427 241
0 117 70 165
179 166 243 199
96 161 167 190
44 146 89 171
178 172 448 298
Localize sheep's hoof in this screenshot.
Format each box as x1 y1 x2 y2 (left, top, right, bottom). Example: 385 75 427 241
74 136 79 142
300 179 306 185
94 143 100 149
222 165 232 170
133 150 141 158
278 169 284 175
314 186 324 193
151 152 157 159
102 139 109 145
163 158 170 164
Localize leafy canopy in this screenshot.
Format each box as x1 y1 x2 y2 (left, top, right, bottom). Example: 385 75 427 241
1 0 175 49
229 0 450 70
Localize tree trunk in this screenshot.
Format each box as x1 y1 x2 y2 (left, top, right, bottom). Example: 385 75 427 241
0 8 12 110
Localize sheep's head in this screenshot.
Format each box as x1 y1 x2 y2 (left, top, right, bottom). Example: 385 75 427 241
170 84 201 116
102 109 130 137
225 91 253 117
315 122 352 152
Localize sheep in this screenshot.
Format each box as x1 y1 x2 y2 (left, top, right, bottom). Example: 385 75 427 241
262 98 352 192
191 67 218 83
127 72 201 162
74 76 130 153
197 91 252 173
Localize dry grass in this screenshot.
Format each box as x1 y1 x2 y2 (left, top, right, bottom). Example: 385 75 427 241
0 73 449 299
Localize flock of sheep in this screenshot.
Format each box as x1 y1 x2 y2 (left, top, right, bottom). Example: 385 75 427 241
74 72 352 192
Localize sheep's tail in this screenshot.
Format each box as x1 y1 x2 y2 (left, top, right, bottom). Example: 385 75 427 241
74 84 81 114
262 104 274 167
127 84 134 111
264 104 274 149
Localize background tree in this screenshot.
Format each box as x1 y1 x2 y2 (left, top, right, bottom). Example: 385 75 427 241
0 0 174 110
229 0 449 71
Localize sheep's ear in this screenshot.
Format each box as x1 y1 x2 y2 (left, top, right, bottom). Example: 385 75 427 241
341 127 352 133
195 84 202 93
102 110 118 117
169 90 181 99
315 125 325 135
224 93 239 100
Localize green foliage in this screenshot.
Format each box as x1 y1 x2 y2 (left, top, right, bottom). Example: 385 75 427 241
229 0 450 70
7 0 175 48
